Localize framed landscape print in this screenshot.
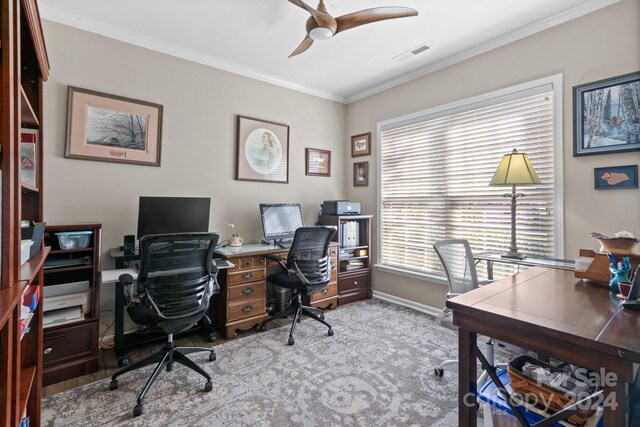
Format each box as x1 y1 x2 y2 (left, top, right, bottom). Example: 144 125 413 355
594 165 638 190
353 161 369 186
305 148 331 177
351 132 371 157
236 115 289 183
573 72 640 156
65 86 163 166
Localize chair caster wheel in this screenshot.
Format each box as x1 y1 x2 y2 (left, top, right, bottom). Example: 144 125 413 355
327 328 334 337
208 333 216 343
320 313 325 320
109 380 118 390
434 367 444 377
133 404 143 417
205 381 213 392
117 356 129 367
288 337 295 346
209 351 216 362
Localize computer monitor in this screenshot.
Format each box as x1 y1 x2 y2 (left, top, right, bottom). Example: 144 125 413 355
259 203 304 246
137 196 211 239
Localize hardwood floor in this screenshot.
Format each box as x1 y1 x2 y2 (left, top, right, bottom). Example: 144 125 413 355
42 318 290 397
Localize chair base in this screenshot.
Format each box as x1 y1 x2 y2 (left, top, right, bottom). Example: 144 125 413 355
434 338 503 386
260 294 333 345
109 334 216 417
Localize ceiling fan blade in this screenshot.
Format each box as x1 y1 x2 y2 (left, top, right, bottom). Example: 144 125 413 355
335 7 418 34
289 35 314 57
287 0 311 11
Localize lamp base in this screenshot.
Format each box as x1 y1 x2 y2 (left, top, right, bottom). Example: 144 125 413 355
501 252 527 260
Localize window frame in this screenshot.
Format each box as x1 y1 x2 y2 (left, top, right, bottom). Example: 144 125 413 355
374 74 564 283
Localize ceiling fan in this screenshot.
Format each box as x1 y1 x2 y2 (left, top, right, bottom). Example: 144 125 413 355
288 0 418 57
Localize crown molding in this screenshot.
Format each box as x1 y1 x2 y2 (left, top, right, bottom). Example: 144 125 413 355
40 0 620 106
345 0 622 103
39 6 348 104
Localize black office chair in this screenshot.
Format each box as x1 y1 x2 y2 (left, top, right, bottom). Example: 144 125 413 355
260 226 336 345
109 232 220 417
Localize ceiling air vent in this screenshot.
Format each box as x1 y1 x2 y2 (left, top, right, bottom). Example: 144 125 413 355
393 43 430 62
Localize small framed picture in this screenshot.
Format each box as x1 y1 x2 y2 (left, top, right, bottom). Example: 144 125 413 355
351 132 371 157
305 148 331 177
353 161 369 187
573 72 640 156
594 165 638 189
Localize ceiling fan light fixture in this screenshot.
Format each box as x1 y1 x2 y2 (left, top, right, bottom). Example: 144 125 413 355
309 26 333 41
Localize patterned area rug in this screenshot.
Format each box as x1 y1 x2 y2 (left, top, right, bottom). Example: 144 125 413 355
42 299 463 426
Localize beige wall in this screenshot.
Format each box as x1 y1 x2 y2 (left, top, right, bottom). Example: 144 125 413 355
42 0 640 322
346 0 640 309
42 22 347 328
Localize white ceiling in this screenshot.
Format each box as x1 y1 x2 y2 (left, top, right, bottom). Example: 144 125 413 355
40 0 619 103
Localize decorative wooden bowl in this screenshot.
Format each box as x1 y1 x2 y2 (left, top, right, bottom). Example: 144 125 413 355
591 232 639 254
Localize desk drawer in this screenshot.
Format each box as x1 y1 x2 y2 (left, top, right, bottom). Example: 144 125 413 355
43 322 98 368
228 268 266 285
228 282 266 303
339 272 369 292
228 298 266 322
310 283 337 302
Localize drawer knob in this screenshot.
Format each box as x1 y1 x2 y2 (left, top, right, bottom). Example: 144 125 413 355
242 287 254 295
44 347 53 355
242 272 254 280
242 304 253 313
353 281 358 286
321 288 328 294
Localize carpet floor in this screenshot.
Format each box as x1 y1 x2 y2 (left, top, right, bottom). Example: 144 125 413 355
41 299 465 426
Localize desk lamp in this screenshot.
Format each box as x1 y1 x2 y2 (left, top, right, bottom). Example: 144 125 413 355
489 148 541 259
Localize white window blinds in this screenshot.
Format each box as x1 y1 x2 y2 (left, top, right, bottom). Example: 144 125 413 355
379 89 557 278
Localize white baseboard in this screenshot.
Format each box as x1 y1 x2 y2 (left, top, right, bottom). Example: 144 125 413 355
372 290 441 318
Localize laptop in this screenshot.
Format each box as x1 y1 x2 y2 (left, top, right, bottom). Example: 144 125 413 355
622 266 640 311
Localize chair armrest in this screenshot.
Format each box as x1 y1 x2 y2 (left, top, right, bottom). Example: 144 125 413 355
119 274 135 285
446 292 463 298
264 254 292 274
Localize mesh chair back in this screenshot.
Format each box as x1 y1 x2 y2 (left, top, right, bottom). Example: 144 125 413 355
138 233 219 325
287 227 336 286
433 239 479 295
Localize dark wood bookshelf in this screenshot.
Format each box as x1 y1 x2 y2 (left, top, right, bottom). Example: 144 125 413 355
1 0 49 425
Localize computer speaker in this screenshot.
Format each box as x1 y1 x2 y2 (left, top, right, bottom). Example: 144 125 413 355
123 235 135 255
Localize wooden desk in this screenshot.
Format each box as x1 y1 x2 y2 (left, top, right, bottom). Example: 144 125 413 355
447 267 640 426
474 252 574 280
212 243 338 339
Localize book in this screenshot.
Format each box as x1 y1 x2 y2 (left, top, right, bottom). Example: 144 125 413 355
20 129 38 187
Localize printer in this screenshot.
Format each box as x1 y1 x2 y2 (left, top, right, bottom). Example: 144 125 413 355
321 200 362 215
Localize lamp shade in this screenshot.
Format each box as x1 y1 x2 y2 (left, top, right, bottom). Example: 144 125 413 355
489 148 541 186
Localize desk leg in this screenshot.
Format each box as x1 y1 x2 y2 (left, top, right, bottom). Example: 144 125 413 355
603 380 627 426
459 328 477 427
486 260 494 281
114 281 129 367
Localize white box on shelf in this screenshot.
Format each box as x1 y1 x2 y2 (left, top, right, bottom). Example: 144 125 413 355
20 240 33 265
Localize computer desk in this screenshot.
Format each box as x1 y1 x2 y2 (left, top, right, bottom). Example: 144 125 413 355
105 243 338 365
447 267 640 426
101 256 234 367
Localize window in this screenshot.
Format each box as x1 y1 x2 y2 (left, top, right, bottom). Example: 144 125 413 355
377 75 563 281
